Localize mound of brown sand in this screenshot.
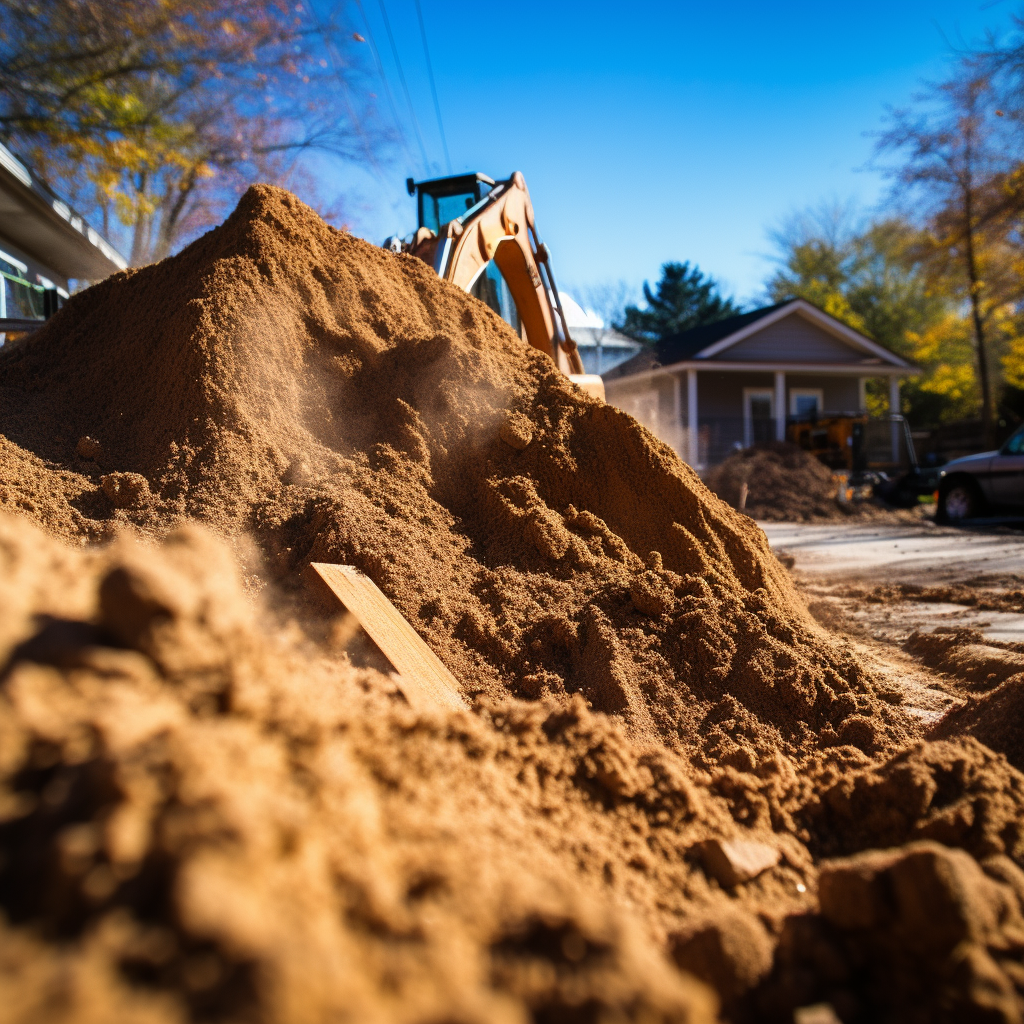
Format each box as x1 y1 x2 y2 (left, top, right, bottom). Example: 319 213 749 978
6 187 1024 1022
933 678 1024 771
0 185 909 765
3 513 1024 1024
906 628 1024 690
705 442 878 523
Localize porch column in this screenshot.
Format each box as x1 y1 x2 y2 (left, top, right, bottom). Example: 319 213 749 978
687 368 699 467
673 373 683 456
889 376 901 463
774 371 786 441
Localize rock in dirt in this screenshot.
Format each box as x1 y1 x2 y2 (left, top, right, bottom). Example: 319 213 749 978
697 837 781 887
499 411 533 449
100 471 151 508
75 435 103 461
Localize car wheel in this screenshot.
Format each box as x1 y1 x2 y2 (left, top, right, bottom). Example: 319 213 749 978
938 480 981 522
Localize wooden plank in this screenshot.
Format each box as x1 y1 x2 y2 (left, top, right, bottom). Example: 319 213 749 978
308 563 466 713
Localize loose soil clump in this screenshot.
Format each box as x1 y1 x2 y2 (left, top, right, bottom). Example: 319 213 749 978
2 187 1024 1023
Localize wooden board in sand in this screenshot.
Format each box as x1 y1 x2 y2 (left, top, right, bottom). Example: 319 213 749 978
307 562 467 713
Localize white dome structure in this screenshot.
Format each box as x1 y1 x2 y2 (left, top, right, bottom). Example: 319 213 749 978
557 291 604 329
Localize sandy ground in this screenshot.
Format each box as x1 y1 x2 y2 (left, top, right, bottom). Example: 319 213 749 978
761 515 1024 726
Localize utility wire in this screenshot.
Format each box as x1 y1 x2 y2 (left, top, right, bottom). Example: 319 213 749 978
375 0 432 174
353 0 419 172
413 0 452 175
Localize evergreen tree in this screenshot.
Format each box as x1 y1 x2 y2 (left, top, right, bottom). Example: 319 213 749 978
616 262 741 344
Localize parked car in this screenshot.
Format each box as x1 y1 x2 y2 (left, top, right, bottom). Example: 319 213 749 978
936 423 1024 521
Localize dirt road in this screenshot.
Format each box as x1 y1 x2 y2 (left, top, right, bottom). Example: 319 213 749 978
760 516 1024 724
761 519 1024 586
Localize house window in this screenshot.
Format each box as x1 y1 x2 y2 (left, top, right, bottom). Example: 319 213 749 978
789 388 824 418
743 388 774 447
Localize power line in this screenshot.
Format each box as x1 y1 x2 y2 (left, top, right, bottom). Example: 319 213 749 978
413 0 451 174
375 0 432 174
353 0 419 172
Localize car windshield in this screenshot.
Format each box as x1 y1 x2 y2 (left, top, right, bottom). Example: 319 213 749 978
1004 425 1024 455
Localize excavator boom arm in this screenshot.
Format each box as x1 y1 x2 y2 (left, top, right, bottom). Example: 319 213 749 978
408 173 590 380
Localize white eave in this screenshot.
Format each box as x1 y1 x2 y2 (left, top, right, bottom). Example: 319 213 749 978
0 140 127 282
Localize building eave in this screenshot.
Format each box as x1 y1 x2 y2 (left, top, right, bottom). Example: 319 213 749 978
0 142 127 282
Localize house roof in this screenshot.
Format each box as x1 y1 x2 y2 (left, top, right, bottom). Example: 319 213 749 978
602 298 915 382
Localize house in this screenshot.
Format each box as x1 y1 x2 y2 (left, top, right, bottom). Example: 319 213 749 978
0 140 126 337
602 298 917 468
558 293 642 375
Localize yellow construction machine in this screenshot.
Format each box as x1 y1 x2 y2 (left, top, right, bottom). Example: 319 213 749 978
787 414 868 471
385 172 605 400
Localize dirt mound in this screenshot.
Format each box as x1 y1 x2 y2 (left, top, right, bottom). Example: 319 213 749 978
918 627 1024 768
838 582 1024 615
0 185 910 763
0 513 720 1024
905 628 1024 690
933 679 1024 771
2 513 1023 1024
5 187 1024 1022
757 840 1024 1022
705 442 869 522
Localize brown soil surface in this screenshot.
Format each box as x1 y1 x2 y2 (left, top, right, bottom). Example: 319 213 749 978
1 187 1024 1024
704 442 894 522
843 581 1024 615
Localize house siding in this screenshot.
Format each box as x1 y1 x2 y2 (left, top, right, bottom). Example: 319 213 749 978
717 313 868 364
697 372 773 417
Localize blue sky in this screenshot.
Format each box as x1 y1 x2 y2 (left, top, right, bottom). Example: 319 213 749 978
322 0 1015 310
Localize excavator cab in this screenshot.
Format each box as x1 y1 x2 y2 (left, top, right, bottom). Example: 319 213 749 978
408 173 495 234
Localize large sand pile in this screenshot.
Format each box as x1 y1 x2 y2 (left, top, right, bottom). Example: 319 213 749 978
2 187 1024 1023
0 185 907 766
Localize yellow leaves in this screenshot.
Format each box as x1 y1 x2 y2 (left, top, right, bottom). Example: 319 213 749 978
919 362 978 404
1002 335 1024 390
819 292 866 333
221 19 236 35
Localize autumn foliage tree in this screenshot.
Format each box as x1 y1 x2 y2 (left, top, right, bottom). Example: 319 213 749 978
0 0 376 265
875 65 1022 443
766 206 977 424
